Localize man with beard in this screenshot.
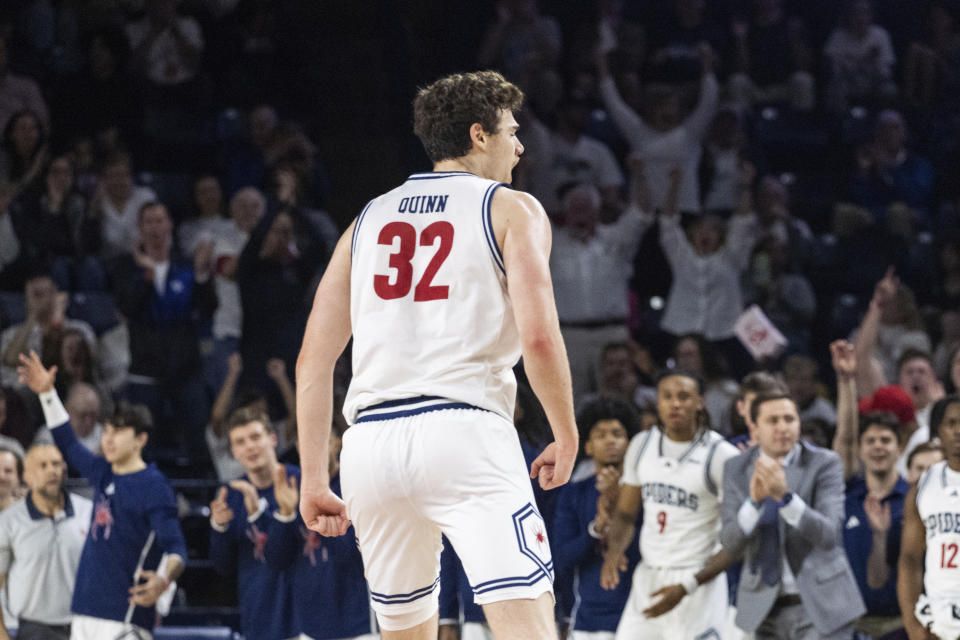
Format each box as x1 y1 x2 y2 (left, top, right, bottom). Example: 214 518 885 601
0 444 91 639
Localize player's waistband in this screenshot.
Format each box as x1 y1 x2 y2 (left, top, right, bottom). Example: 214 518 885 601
355 395 490 423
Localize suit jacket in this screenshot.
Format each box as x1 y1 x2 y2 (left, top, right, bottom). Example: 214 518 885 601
720 442 866 634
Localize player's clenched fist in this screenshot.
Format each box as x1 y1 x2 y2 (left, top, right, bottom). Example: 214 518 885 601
210 486 234 528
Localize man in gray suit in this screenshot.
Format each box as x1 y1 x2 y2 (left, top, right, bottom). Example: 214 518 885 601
720 392 865 639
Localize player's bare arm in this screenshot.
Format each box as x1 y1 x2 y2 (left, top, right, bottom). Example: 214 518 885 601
898 483 933 640
296 221 355 537
601 483 642 590
492 187 577 489
643 547 735 618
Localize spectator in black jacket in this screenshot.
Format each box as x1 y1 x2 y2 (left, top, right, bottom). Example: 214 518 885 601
112 201 215 467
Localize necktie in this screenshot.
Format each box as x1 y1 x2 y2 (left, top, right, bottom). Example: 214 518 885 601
755 497 781 587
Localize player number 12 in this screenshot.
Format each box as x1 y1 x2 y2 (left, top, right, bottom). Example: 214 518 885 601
374 221 454 301
942 542 959 569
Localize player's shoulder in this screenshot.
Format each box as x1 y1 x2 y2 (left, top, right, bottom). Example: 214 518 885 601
491 186 545 215
705 431 738 457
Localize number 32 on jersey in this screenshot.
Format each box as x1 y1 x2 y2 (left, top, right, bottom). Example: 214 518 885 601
374 221 454 301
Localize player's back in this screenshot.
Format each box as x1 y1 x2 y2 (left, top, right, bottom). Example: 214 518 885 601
917 461 960 599
344 171 521 424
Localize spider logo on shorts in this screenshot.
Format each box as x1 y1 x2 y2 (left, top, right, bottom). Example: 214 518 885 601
533 525 546 548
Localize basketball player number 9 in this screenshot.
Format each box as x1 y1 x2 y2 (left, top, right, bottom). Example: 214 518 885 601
374 221 454 301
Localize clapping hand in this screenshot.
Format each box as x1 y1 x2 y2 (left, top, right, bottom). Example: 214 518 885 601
273 465 299 517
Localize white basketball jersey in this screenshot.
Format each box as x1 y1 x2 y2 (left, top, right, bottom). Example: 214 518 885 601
343 171 521 423
918 461 960 600
621 428 731 568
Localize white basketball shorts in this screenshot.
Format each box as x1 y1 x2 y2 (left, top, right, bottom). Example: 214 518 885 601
615 564 728 640
340 399 554 631
71 615 151 640
915 593 960 640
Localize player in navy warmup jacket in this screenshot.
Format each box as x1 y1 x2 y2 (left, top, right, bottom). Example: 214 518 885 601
553 398 642 638
19 351 187 638
264 427 376 639
209 406 298 639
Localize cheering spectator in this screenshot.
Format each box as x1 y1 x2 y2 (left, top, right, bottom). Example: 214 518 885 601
205 187 264 393
237 204 324 398
532 94 625 215
597 41 718 213
112 202 215 465
550 166 651 397
10 154 105 292
178 174 231 257
0 274 95 388
841 412 909 637
658 168 754 377
851 110 934 226
87 152 157 261
853 267 931 394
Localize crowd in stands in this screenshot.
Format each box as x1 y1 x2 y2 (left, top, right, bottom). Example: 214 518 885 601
0 0 958 637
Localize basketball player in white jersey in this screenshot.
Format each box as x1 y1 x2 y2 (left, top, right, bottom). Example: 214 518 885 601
899 395 960 640
601 372 738 639
295 71 578 640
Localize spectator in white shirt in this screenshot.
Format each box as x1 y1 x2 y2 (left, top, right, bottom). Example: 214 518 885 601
550 162 652 397
658 168 753 350
88 152 157 261
597 41 718 213
533 95 624 215
204 187 265 394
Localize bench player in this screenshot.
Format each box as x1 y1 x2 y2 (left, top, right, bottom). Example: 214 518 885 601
601 372 737 639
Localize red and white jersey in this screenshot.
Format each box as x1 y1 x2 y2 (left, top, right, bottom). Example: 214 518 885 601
343 171 521 424
918 461 960 600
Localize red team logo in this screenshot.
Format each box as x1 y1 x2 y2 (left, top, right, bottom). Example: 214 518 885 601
300 527 324 566
246 524 267 562
91 497 114 540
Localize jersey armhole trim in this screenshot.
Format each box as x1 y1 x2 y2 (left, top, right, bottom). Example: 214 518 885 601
351 199 376 263
703 438 722 496
482 182 506 274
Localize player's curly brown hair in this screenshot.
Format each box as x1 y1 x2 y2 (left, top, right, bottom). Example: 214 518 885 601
413 71 524 163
